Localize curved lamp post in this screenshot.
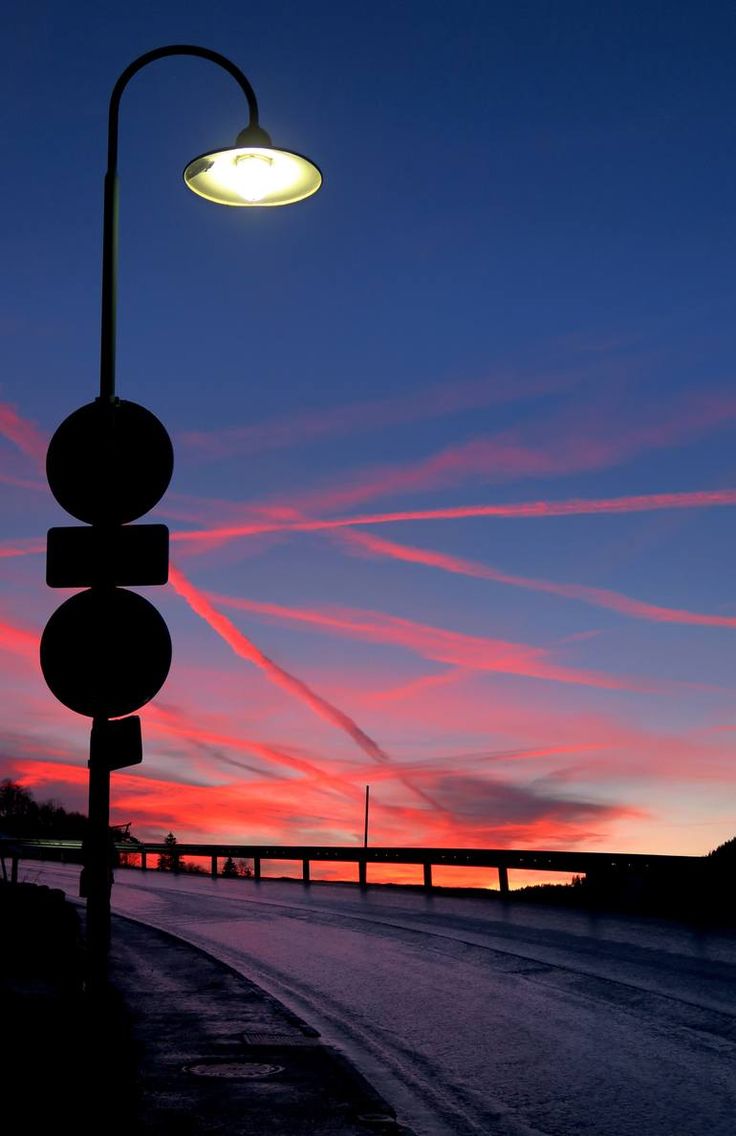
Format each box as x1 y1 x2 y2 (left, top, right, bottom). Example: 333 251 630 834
100 43 322 402
82 45 320 981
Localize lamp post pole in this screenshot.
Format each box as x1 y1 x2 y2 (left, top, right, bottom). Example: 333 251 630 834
76 45 321 988
86 45 264 991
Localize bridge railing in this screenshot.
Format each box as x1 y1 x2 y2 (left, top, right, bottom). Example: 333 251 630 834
4 838 703 895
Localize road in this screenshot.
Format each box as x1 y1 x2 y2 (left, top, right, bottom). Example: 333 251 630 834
26 862 736 1136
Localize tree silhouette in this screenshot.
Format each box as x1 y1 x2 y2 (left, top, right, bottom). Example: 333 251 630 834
708 835 736 864
157 831 178 872
0 778 87 838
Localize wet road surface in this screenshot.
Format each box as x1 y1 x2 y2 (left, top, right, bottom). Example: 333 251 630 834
29 863 736 1136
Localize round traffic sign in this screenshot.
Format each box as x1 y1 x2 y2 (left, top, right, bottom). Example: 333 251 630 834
40 588 172 718
46 399 174 525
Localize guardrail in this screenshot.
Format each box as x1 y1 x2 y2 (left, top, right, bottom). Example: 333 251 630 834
4 838 703 895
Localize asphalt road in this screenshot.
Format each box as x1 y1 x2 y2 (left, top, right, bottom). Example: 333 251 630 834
27 863 736 1136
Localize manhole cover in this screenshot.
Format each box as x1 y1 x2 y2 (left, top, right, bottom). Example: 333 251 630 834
186 1062 284 1079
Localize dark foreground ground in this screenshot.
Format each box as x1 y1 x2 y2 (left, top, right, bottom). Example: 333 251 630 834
0 882 133 1134
0 881 410 1136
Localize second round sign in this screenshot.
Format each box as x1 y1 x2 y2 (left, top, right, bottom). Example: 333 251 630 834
40 588 171 719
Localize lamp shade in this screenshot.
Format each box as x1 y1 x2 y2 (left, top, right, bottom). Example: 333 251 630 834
184 143 322 207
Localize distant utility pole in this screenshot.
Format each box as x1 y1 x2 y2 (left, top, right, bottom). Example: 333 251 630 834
364 784 370 848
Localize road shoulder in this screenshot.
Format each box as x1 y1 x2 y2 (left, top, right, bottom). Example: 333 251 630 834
111 914 414 1135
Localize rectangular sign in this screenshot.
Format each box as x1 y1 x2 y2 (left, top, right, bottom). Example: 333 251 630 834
90 715 143 771
46 524 169 588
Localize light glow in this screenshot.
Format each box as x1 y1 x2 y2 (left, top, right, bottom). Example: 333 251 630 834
184 145 322 207
232 153 275 202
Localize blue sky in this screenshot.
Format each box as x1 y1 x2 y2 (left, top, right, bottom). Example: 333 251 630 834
2 1 736 868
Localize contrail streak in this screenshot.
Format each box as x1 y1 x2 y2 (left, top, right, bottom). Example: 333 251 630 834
343 530 736 629
168 565 446 812
0 538 45 559
209 591 695 694
3 489 733 563
146 703 359 794
170 487 736 547
0 402 48 464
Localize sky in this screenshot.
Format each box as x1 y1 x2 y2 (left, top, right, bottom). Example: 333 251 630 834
2 1 736 880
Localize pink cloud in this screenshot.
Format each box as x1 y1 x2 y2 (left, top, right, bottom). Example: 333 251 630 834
145 701 362 796
0 403 48 465
1 486 733 571
208 591 686 694
5 481 734 579
168 565 444 811
178 371 571 460
169 487 736 550
324 743 604 785
0 537 45 561
0 615 39 659
361 680 736 785
238 386 736 516
175 385 736 526
366 667 470 705
342 530 736 629
0 470 46 492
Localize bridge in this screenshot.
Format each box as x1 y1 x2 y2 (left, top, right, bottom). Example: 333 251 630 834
3 838 703 895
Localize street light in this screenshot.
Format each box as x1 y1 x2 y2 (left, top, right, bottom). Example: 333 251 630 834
55 44 321 986
101 43 322 400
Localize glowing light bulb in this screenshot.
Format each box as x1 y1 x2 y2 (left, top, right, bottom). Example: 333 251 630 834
184 143 322 207
232 153 275 202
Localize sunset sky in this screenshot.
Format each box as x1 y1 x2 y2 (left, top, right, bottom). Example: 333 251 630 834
3 2 736 878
